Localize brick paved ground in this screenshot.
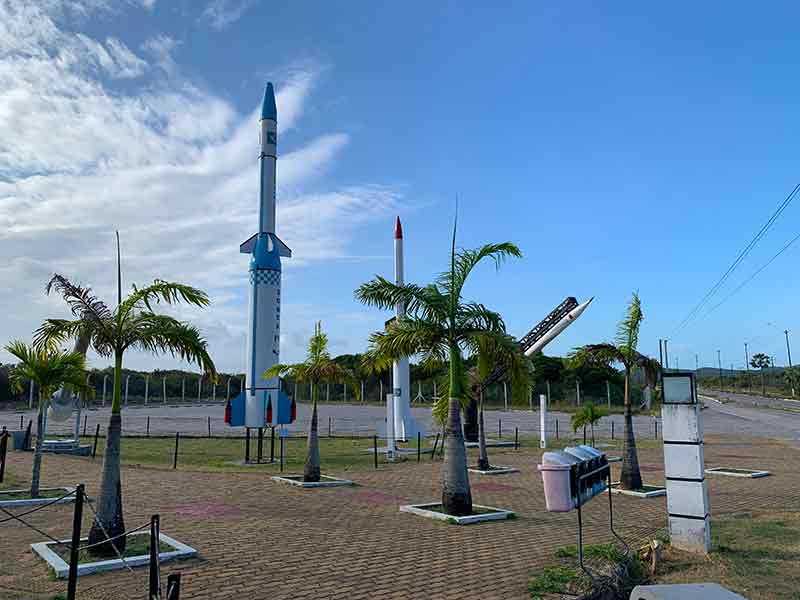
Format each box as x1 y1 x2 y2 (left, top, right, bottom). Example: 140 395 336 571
1 436 797 599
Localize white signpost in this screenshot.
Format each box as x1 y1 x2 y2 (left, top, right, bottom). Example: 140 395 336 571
661 371 710 553
386 393 396 461
540 394 547 449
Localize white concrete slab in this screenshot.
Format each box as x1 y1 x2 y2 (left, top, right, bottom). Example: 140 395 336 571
666 479 709 519
270 475 353 488
705 467 771 478
664 444 704 480
0 487 75 509
467 466 520 475
399 502 515 524
668 514 711 554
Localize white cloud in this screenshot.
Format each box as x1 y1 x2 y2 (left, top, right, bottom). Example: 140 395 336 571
141 0 156 9
201 0 259 30
0 1 398 372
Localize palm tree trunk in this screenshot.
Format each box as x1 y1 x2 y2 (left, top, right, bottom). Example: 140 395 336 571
30 394 45 498
443 394 472 515
477 390 490 471
620 368 643 490
88 352 126 557
304 385 321 482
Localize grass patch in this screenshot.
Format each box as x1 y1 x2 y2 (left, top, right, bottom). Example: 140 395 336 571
52 534 173 565
555 543 625 563
0 488 68 500
528 566 586 599
656 510 800 599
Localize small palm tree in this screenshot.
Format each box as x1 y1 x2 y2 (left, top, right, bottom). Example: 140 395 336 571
356 220 522 516
5 341 91 498
750 352 770 396
266 322 359 482
570 402 605 446
34 236 216 556
783 365 799 397
567 292 660 490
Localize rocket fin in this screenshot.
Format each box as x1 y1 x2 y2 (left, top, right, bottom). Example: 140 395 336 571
240 232 292 258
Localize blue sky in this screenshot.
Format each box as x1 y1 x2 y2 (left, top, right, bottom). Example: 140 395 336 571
1 1 798 373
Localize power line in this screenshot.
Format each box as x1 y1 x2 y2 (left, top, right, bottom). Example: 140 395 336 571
671 182 800 335
705 229 800 316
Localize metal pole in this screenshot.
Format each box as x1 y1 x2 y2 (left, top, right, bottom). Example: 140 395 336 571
146 416 150 437
745 342 751 390
695 354 699 372
270 426 275 462
361 380 365 403
576 379 581 405
125 375 130 407
326 383 330 402
144 375 149 405
102 374 108 407
227 377 232 402
163 377 167 404
379 380 383 403
373 435 378 469
173 432 180 469
0 430 8 483
208 416 212 438
257 428 263 464
29 380 34 410
717 350 723 391
503 381 508 411
787 330 795 397
245 428 251 463
606 380 611 408
417 431 421 462
664 340 669 370
659 339 664 368
66 484 84 600
540 394 547 449
197 376 202 402
182 378 185 403
92 423 100 458
213 383 216 402
546 380 551 404
148 514 161 598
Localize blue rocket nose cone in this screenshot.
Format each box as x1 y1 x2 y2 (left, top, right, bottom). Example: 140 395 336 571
261 82 277 121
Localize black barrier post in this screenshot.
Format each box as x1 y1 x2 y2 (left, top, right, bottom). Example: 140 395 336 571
257 428 263 464
270 427 275 463
328 417 332 438
166 573 181 600
208 416 212 438
555 420 559 440
417 432 421 462
611 421 615 440
431 432 440 460
498 419 502 439
583 427 587 445
0 429 8 483
373 435 378 469
66 484 84 600
515 427 519 450
173 432 180 469
19 415 23 429
92 423 100 459
148 514 161 599
23 420 32 450
279 436 284 472
146 416 150 437
245 427 251 463
439 431 446 458
82 415 87 437
654 418 658 439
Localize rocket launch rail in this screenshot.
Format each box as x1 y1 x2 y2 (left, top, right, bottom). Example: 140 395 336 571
480 296 579 391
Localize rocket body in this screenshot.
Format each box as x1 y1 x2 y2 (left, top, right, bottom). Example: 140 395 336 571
524 297 593 357
237 83 292 428
391 217 421 441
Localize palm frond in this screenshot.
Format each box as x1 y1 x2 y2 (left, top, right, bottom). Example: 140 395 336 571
354 278 449 324
438 242 522 301
119 280 210 319
456 302 506 334
568 343 626 370
615 292 643 359
364 318 445 363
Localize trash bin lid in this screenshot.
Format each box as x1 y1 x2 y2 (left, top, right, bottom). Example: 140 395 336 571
578 445 605 459
564 446 594 462
542 450 581 466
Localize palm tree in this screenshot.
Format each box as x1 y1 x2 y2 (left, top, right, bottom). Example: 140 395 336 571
5 341 91 498
34 238 216 556
570 402 605 446
472 336 533 471
567 292 659 491
266 322 358 482
750 352 770 396
355 221 522 516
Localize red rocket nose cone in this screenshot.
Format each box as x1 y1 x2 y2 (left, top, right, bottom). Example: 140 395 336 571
394 216 403 239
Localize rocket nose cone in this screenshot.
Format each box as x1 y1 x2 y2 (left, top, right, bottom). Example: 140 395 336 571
394 216 403 239
261 82 277 121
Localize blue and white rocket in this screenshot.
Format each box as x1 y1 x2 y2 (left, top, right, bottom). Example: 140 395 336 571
225 82 295 429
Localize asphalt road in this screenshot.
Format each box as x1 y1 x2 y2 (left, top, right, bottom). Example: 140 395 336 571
2 393 798 446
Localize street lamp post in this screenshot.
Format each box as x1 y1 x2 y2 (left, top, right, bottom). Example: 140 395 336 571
125 375 130 407
197 376 202 403
786 330 795 397
144 375 149 405
102 374 109 407
717 350 723 391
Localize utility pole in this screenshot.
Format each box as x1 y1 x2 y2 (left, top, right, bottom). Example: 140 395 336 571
197 376 202 402
125 375 130 406
664 340 669 371
695 354 699 372
717 350 723 391
144 375 149 405
744 342 750 390
163 377 167 403
731 364 735 390
659 339 664 368
786 329 795 397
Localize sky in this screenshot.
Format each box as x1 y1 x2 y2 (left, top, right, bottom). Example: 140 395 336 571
1 0 799 375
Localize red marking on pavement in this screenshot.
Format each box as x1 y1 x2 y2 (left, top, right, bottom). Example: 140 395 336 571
166 503 243 518
347 490 407 506
473 482 516 492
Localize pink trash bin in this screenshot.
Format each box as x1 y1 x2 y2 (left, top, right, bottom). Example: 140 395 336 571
538 452 576 512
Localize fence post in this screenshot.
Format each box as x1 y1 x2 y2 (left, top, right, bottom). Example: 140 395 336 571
146 416 150 438
0 429 8 483
270 427 275 463
515 427 519 450
173 432 180 469
654 417 658 439
82 415 87 437
166 573 182 600
431 432 440 460
207 416 212 438
279 436 284 472
23 420 32 450
611 421 615 440
373 435 378 469
583 426 587 445
417 431 421 463
66 483 85 600
92 423 100 459
245 428 251 463
555 420 559 440
257 428 263 464
498 419 502 439
19 415 23 429
148 514 161 599
328 416 332 438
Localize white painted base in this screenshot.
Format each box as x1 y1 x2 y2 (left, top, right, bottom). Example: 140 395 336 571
467 466 520 475
0 487 75 509
31 531 196 579
607 456 622 463
270 475 353 488
399 502 515 524
705 467 771 478
608 483 666 498
464 440 516 448
669 514 711 554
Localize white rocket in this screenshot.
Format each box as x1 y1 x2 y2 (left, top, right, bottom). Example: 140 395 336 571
230 82 293 429
390 217 422 442
524 297 593 357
